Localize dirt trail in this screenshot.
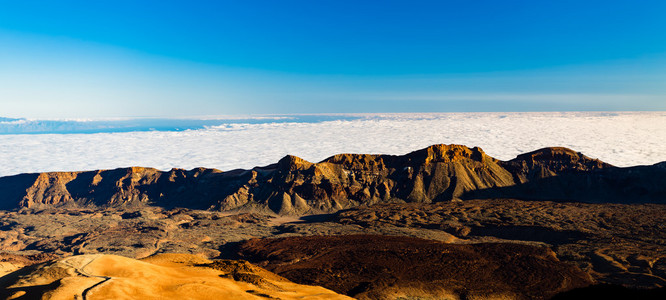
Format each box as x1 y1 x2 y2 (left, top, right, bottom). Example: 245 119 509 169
60 255 112 300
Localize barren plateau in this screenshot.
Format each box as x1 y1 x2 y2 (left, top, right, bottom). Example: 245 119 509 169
0 145 665 299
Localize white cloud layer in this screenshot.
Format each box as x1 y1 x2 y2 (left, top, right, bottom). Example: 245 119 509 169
1 112 665 177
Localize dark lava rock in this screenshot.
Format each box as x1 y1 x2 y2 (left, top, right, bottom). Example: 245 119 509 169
235 234 593 300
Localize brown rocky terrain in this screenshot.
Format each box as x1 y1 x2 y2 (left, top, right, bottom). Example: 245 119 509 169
0 145 664 299
0 145 664 214
0 199 663 298
332 200 666 289
0 252 58 278
235 235 593 299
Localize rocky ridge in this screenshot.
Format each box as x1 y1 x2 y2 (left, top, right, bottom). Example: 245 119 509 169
1 144 664 214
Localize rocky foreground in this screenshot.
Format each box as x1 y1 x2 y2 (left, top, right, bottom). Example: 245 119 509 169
0 144 665 299
0 253 349 299
237 235 593 299
0 200 664 299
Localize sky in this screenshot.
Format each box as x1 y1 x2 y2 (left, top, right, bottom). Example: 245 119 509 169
0 0 665 118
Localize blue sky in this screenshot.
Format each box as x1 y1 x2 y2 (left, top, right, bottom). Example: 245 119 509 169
0 0 665 118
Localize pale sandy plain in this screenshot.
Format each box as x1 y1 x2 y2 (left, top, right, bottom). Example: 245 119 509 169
1 253 351 300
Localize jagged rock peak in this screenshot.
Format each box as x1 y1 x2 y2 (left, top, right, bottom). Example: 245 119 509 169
511 147 612 171
404 144 491 164
3 144 664 213
277 155 313 171
128 166 152 173
322 153 386 171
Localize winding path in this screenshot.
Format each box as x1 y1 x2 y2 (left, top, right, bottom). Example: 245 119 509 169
60 255 113 300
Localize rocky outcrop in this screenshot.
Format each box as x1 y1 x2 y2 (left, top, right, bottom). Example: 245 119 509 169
252 145 517 214
0 144 664 214
501 147 611 182
478 148 665 203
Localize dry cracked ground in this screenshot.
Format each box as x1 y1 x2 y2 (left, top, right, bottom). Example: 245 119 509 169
1 199 665 299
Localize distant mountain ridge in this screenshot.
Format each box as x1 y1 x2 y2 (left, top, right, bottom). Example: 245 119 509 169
0 117 23 122
0 115 362 134
0 144 664 213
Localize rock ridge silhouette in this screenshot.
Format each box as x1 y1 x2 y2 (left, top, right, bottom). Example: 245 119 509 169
1 144 664 213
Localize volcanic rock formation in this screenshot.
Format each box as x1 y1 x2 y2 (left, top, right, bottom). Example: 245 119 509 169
1 144 664 214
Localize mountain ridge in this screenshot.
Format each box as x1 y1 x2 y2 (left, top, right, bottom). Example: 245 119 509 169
1 144 664 213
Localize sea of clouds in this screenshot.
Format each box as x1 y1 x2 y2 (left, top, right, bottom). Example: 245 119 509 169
1 112 665 177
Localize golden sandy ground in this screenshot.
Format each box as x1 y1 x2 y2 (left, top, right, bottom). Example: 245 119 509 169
1 253 352 300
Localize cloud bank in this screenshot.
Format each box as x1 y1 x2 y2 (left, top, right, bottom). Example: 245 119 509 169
0 112 664 177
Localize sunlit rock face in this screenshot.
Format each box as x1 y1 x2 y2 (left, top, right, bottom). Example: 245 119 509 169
0 253 351 300
1 144 664 213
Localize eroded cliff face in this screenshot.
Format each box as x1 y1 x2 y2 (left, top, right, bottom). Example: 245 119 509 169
1 144 664 214
501 147 611 182
256 145 517 215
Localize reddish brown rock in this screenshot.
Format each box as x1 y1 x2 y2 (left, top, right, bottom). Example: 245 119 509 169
236 234 594 299
0 144 663 213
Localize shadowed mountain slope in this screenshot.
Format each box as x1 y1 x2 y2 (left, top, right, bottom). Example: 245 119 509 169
1 145 664 213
